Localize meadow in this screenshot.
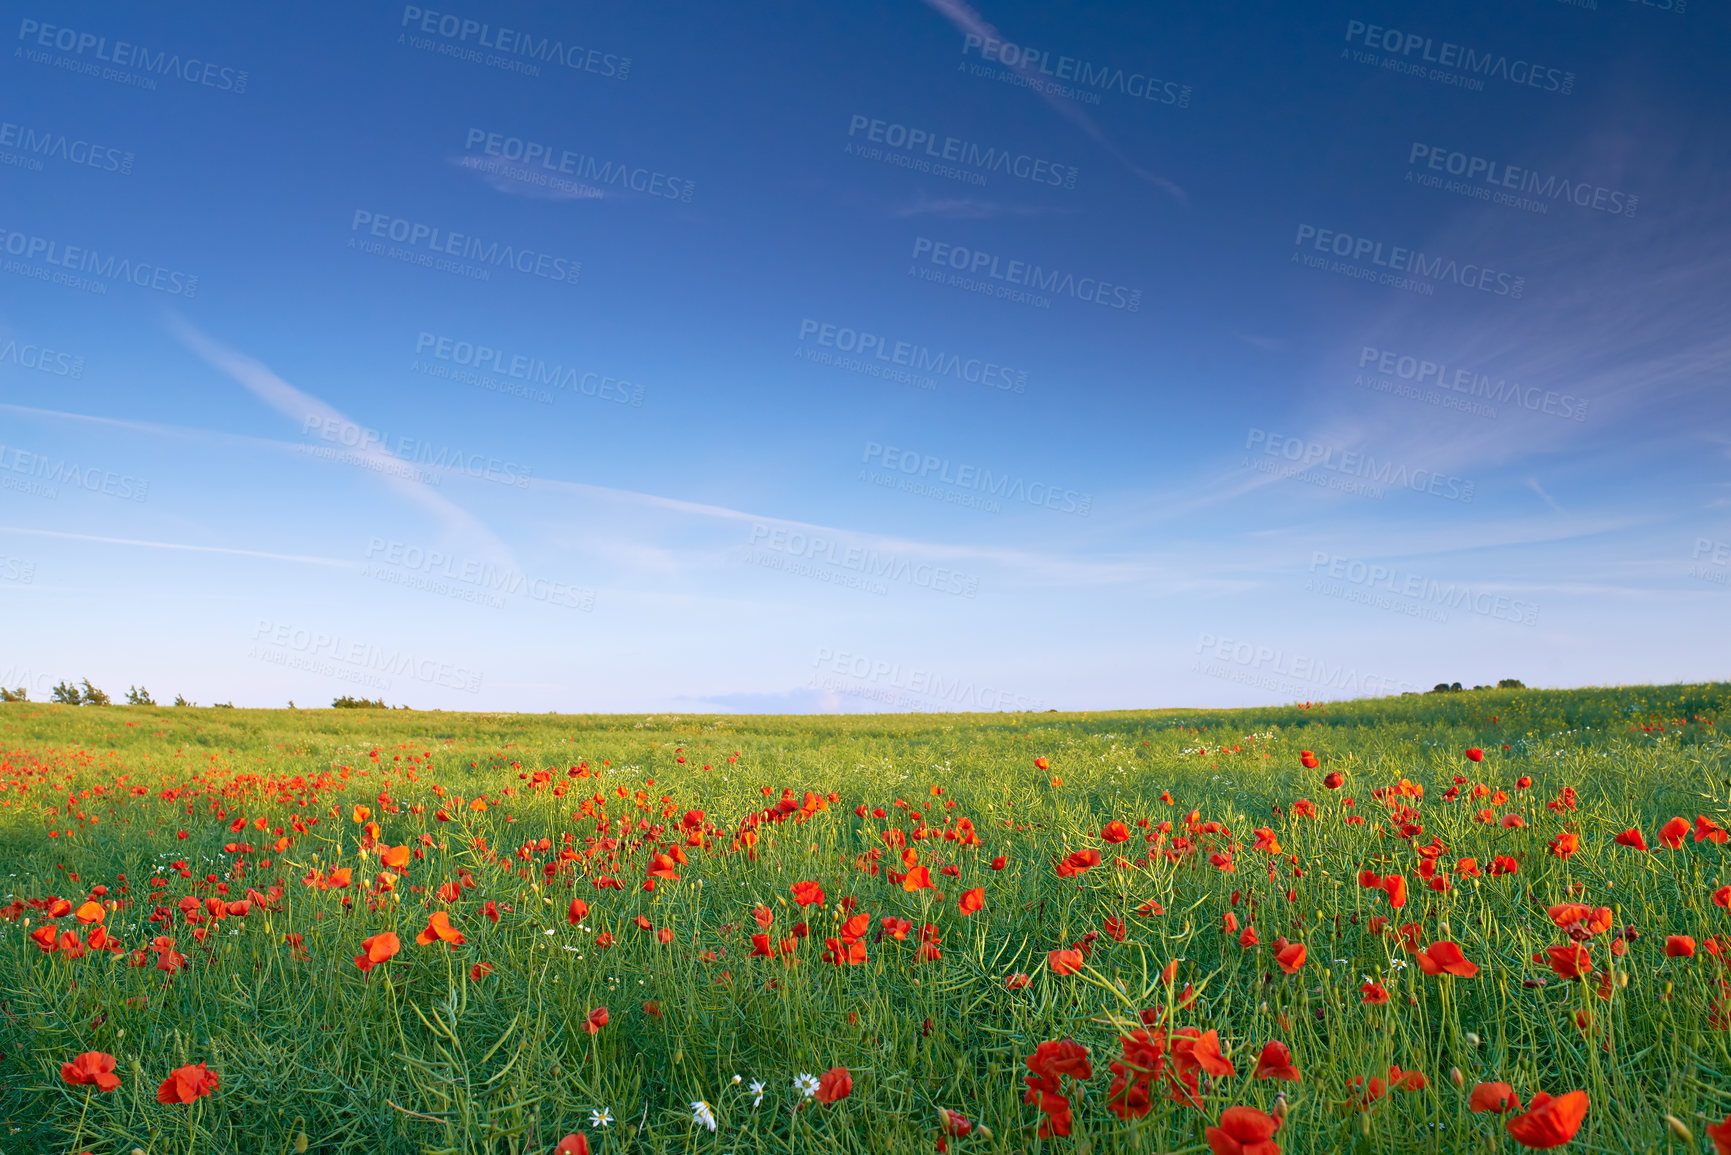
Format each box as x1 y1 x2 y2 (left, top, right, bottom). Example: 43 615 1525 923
2 683 1730 1154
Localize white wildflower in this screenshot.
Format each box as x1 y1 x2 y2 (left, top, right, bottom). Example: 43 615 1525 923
691 1100 717 1132
589 1107 612 1128
794 1072 819 1098
749 1080 765 1107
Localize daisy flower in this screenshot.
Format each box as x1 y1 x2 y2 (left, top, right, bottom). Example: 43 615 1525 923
691 1100 717 1132
749 1080 765 1107
794 1073 819 1098
589 1107 612 1128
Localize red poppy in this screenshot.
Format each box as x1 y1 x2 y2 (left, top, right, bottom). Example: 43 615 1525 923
414 911 464 947
958 887 985 915
1416 941 1479 978
1659 817 1690 849
791 880 825 906
1548 832 1580 859
60 1051 120 1092
1696 815 1729 844
1707 1113 1731 1155
1382 874 1408 909
1274 942 1306 974
156 1062 219 1104
554 1135 590 1155
990 855 1007 870
1466 748 1484 762
567 898 589 924
354 931 400 972
1300 751 1319 769
469 962 492 981
1545 943 1593 981
1360 981 1389 1004
814 1066 852 1104
901 865 934 891
1665 935 1696 958
1504 1090 1588 1149
1253 1041 1299 1082
1614 829 1648 851
1048 948 1084 976
1173 1028 1236 1078
1102 821 1131 843
1034 756 1049 770
584 1006 608 1034
1323 771 1345 789
1469 1081 1522 1114
1205 1105 1282 1155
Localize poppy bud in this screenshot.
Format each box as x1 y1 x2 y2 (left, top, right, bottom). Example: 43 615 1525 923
1665 1116 1691 1144
1465 1033 1480 1048
1272 1093 1288 1122
295 1134 309 1154
1449 1067 1463 1088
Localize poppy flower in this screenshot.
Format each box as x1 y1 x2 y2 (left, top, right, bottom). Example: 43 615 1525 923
73 900 105 924
1253 1041 1300 1082
1416 941 1480 978
354 931 400 972
1660 817 1690 849
1034 756 1049 770
1466 748 1484 762
1102 821 1131 843
567 898 588 924
990 855 1007 870
1205 1105 1282 1155
1504 1090 1588 1149
814 1066 852 1104
414 911 465 947
1470 1081 1522 1114
791 881 825 906
1300 751 1319 769
584 1006 608 1034
1005 972 1032 989
1715 886 1731 909
156 1062 219 1105
1173 1028 1236 1078
554 1135 590 1155
1548 832 1580 859
958 887 985 915
1665 935 1696 958
1323 771 1345 789
469 962 492 981
1545 944 1592 981
1274 942 1307 974
1048 948 1084 976
1695 815 1729 844
1614 829 1648 851
902 865 934 891
1707 1113 1731 1155
60 1051 120 1092
1360 981 1389 1004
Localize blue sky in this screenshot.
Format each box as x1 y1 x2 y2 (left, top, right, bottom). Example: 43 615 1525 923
2 0 1727 711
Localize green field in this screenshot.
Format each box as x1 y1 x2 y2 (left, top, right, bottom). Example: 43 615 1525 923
2 683 1729 1154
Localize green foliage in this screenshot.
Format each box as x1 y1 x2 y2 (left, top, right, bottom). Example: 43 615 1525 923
173 694 193 707
333 695 389 709
78 679 111 706
0 686 26 703
49 679 81 705
125 685 155 706
0 683 1725 1153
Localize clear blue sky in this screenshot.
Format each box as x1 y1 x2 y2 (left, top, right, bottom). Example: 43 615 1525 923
2 0 1727 711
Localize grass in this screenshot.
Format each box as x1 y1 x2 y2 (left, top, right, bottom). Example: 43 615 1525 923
0 683 1728 1153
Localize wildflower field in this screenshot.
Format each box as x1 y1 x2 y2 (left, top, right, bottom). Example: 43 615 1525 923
3 684 1731 1155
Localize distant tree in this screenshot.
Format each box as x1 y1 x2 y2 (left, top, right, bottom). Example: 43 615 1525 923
0 687 26 703
1498 679 1526 689
126 685 155 706
173 694 193 707
212 701 235 709
333 695 388 709
51 681 82 705
79 679 111 706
